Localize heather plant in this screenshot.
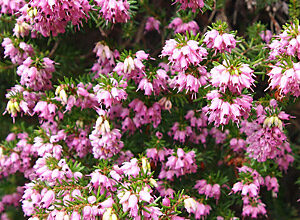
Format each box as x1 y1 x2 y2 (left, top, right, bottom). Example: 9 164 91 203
0 0 300 219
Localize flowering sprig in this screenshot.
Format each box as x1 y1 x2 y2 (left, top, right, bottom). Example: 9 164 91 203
205 90 253 127
210 55 255 94
268 19 300 60
173 0 205 12
161 33 207 71
18 0 91 37
204 21 237 54
168 15 199 35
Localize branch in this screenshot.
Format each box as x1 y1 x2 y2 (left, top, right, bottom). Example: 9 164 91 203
268 11 281 34
98 27 108 38
48 39 61 58
0 64 17 70
134 18 147 44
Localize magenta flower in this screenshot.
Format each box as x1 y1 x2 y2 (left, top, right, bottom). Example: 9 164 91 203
168 122 193 143
2 38 34 64
242 197 267 218
18 0 91 37
183 197 211 219
40 190 55 209
267 62 300 97
70 211 81 220
145 17 160 33
210 62 255 94
159 148 197 180
246 126 287 162
260 30 273 43
90 128 124 159
229 138 246 152
169 66 208 96
194 180 221 200
120 158 141 178
168 17 199 35
265 176 279 196
0 0 25 15
204 29 236 53
206 90 253 126
174 0 204 12
137 78 154 96
114 51 149 81
94 78 128 108
268 23 300 59
161 39 207 70
17 57 55 91
95 0 130 23
244 100 293 164
93 42 116 66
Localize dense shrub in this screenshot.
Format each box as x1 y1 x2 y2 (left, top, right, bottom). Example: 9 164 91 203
0 0 300 219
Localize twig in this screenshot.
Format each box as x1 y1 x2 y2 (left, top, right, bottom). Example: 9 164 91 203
49 39 61 58
290 119 300 131
203 0 217 33
274 13 287 24
78 51 94 60
0 64 17 70
134 18 147 44
98 27 108 38
268 12 281 34
233 0 239 26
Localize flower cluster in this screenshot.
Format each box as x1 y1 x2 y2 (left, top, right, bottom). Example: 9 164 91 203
194 180 221 200
183 196 211 219
169 66 208 95
94 77 127 108
204 29 236 53
168 17 199 35
210 61 255 94
89 111 124 159
65 129 91 158
205 90 253 126
17 57 55 91
92 42 119 77
22 156 166 219
2 38 34 64
184 109 209 144
267 62 300 97
230 138 246 152
244 100 294 166
18 0 91 37
114 50 149 81
138 68 169 96
266 21 300 99
0 0 25 15
174 0 204 12
232 166 267 218
161 39 207 70
268 23 300 59
0 132 33 178
145 17 160 33
158 148 197 180
0 187 23 218
127 99 162 128
95 0 130 23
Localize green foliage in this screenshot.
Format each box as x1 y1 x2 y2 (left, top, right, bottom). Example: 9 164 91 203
289 0 300 19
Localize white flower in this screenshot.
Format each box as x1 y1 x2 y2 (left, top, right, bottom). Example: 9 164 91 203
124 57 135 73
184 197 197 213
